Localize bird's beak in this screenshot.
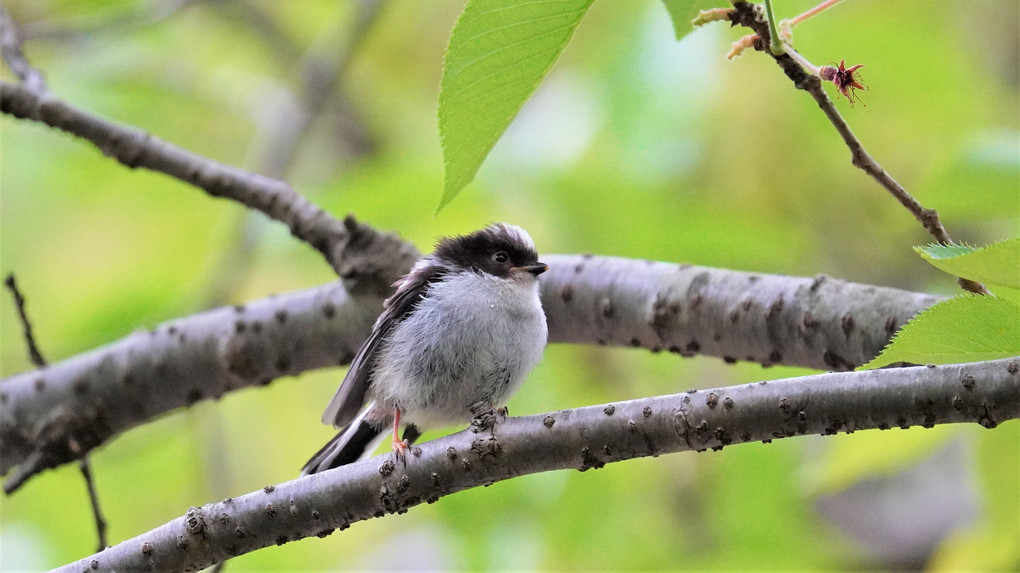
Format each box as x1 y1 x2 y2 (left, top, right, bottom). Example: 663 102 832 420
514 263 548 276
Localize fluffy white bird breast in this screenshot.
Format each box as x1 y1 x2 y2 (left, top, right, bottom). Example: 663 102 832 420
368 269 548 429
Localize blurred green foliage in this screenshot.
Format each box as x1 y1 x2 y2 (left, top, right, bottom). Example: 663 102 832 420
1 0 1017 570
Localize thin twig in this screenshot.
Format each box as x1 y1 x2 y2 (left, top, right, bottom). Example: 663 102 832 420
785 0 845 27
761 0 784 55
74 445 109 552
3 274 46 367
0 4 48 93
0 79 417 294
3 273 108 551
729 2 987 295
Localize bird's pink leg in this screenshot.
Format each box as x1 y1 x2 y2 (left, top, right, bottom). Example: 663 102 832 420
391 407 409 456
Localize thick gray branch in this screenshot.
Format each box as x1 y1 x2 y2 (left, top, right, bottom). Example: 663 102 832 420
55 358 1020 572
0 282 381 493
542 255 941 370
0 256 941 493
0 80 417 282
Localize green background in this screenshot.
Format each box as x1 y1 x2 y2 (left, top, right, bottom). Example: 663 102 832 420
1 1 1017 570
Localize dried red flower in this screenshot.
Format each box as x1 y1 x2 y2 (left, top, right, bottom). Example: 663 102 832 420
819 59 867 105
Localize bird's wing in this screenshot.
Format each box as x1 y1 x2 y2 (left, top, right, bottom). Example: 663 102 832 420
320 262 447 428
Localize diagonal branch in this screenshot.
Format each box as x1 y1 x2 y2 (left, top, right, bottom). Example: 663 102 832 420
0 256 942 493
728 2 986 295
53 357 1020 572
0 80 417 286
3 274 47 367
0 4 48 94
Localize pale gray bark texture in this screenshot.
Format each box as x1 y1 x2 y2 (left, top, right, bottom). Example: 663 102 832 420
0 256 943 493
541 255 942 370
54 357 1020 572
0 282 381 493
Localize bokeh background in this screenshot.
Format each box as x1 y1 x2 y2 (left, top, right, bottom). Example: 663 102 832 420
1 0 1018 570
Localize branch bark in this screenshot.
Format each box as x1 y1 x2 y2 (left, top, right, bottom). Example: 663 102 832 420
0 281 381 493
540 255 940 370
4 273 110 550
0 255 942 493
54 357 1020 572
0 80 416 285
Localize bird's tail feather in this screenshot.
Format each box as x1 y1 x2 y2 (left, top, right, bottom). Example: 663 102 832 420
301 407 384 475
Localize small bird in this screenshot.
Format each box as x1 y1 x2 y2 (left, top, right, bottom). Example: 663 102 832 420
302 223 548 474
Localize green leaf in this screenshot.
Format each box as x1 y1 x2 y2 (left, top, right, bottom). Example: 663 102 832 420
915 237 1020 288
993 285 1020 306
438 0 593 212
916 242 978 259
662 0 726 40
861 295 1020 369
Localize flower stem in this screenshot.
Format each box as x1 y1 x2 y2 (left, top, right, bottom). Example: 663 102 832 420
788 0 846 27
783 47 821 76
762 0 786 54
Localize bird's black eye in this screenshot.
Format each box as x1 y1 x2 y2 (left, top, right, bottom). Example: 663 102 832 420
492 251 510 264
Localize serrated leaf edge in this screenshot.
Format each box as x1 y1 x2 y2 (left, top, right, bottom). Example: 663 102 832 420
860 294 1020 370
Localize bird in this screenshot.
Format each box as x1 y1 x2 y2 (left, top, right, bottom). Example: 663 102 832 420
302 223 548 474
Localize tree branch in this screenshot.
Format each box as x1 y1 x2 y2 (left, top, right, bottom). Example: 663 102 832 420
540 255 939 370
75 449 108 552
0 281 382 493
4 273 110 550
3 274 47 367
54 357 1020 572
0 4 48 94
0 80 417 285
728 2 986 295
0 256 942 493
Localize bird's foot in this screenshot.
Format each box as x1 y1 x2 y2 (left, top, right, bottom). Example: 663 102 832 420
470 403 502 434
390 406 411 464
391 436 410 465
